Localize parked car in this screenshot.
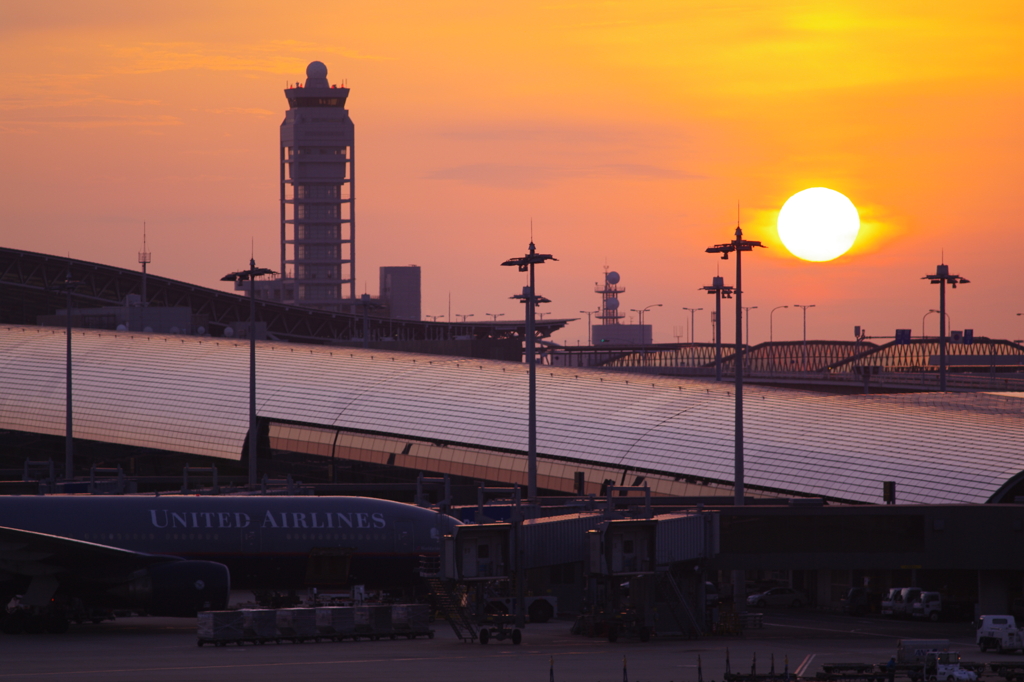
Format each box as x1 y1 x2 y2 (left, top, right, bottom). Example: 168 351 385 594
746 587 806 608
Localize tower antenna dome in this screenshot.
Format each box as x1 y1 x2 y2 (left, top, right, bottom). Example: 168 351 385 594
306 61 328 79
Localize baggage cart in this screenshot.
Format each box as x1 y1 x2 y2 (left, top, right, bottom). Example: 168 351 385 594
392 604 434 639
197 610 245 647
316 606 357 641
353 605 393 640
276 608 318 642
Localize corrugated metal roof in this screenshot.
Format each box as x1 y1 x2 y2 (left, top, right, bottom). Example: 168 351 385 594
1 325 1022 505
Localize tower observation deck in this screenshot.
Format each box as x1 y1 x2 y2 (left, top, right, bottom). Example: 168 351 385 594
280 61 355 311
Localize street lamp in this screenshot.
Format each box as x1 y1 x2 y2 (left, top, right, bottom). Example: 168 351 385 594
769 306 788 344
579 309 599 345
630 304 662 345
456 313 475 323
426 314 443 322
221 258 277 489
485 312 505 322
681 307 703 345
501 241 557 503
793 304 815 370
921 309 950 338
701 277 735 381
742 306 758 348
923 263 969 392
769 306 788 376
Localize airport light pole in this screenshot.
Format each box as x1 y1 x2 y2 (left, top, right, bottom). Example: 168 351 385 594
221 258 276 489
706 223 764 617
701 277 735 381
923 263 969 392
502 241 557 503
793 304 815 370
61 265 79 481
705 225 764 508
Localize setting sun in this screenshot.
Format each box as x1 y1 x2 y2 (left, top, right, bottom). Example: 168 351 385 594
777 188 861 262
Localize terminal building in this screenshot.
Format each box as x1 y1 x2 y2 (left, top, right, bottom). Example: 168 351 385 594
0 324 1022 615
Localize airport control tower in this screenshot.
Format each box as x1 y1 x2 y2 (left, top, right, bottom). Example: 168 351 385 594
280 61 355 311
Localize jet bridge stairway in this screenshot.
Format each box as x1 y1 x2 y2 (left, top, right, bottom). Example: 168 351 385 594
424 577 477 643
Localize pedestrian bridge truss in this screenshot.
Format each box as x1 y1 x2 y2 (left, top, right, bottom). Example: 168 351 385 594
592 338 1024 391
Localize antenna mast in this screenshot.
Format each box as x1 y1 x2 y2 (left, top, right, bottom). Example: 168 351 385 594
138 223 152 331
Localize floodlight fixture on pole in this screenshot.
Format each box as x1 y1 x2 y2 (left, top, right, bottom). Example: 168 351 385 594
922 263 969 392
60 265 80 481
793 304 815 370
485 312 505 322
702 276 735 381
501 241 558 504
705 225 765 507
221 258 277 489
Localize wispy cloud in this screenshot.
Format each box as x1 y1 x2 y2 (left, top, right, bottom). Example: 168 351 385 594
428 162 700 188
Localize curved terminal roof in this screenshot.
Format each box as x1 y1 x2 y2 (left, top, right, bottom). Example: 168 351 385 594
1 325 1022 505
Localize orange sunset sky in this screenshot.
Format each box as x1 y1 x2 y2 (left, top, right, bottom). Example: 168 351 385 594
1 1 1022 344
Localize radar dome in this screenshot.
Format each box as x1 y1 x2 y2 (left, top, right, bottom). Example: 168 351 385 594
606 271 620 285
306 61 328 79
605 297 620 310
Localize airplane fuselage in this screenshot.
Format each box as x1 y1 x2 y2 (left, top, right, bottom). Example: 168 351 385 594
0 495 459 592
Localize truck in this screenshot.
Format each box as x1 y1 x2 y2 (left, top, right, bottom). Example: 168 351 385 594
978 615 1024 653
884 588 924 618
911 593 975 623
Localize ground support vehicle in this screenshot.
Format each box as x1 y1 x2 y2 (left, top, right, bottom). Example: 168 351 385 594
603 608 652 643
197 604 433 646
920 651 977 682
990 662 1024 681
979 616 1024 653
911 593 974 623
476 613 522 645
